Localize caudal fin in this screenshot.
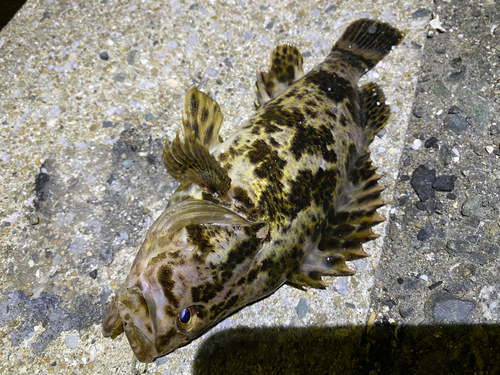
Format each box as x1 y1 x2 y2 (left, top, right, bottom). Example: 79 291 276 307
332 19 404 70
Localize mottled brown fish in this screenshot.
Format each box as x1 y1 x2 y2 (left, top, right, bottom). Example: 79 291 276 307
103 19 404 362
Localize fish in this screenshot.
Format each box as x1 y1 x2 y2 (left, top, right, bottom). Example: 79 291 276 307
102 19 404 362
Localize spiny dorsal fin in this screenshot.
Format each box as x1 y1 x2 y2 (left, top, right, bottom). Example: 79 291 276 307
255 44 304 107
182 86 223 151
360 83 390 145
332 19 404 70
290 154 387 290
163 87 230 194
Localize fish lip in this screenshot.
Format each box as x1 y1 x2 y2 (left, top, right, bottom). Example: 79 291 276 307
102 300 124 339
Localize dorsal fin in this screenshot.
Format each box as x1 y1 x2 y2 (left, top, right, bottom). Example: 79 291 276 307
360 83 390 145
182 86 223 151
162 87 231 195
289 154 386 290
255 44 304 107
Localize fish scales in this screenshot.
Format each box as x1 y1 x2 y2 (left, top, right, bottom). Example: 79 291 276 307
103 19 404 362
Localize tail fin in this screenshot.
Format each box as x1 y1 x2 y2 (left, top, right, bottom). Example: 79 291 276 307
332 19 404 70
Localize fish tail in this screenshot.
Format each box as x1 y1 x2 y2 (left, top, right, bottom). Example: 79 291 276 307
332 19 404 70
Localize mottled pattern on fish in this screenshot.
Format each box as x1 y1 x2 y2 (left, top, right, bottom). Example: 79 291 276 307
103 19 404 363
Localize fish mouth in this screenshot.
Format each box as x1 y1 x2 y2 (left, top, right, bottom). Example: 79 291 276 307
102 300 124 339
103 285 162 363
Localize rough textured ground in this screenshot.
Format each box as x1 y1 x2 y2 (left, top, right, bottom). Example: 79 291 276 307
0 0 498 374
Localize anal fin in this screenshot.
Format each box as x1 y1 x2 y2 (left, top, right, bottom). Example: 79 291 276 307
255 44 304 107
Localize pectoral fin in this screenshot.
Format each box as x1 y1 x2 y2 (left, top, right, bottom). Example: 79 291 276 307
163 133 231 195
149 198 269 239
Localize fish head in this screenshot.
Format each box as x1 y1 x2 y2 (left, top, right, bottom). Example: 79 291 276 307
103 199 268 362
102 231 212 362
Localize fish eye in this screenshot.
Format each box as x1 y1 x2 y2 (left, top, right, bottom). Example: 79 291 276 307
176 306 198 332
179 308 191 324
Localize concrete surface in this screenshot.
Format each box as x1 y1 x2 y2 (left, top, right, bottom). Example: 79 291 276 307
0 0 498 374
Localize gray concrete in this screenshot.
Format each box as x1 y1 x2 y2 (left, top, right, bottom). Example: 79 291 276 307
1 0 498 374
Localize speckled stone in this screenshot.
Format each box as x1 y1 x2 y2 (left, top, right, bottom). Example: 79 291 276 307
461 196 482 217
444 113 469 133
410 165 436 201
432 175 455 191
64 333 79 349
367 0 500 372
0 0 432 373
295 298 309 319
433 300 475 324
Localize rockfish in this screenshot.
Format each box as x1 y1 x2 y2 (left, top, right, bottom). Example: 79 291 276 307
103 19 404 362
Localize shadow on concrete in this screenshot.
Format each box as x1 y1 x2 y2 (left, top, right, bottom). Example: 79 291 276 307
193 323 500 375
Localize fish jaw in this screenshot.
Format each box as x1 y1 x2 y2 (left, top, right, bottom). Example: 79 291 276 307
102 269 160 362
